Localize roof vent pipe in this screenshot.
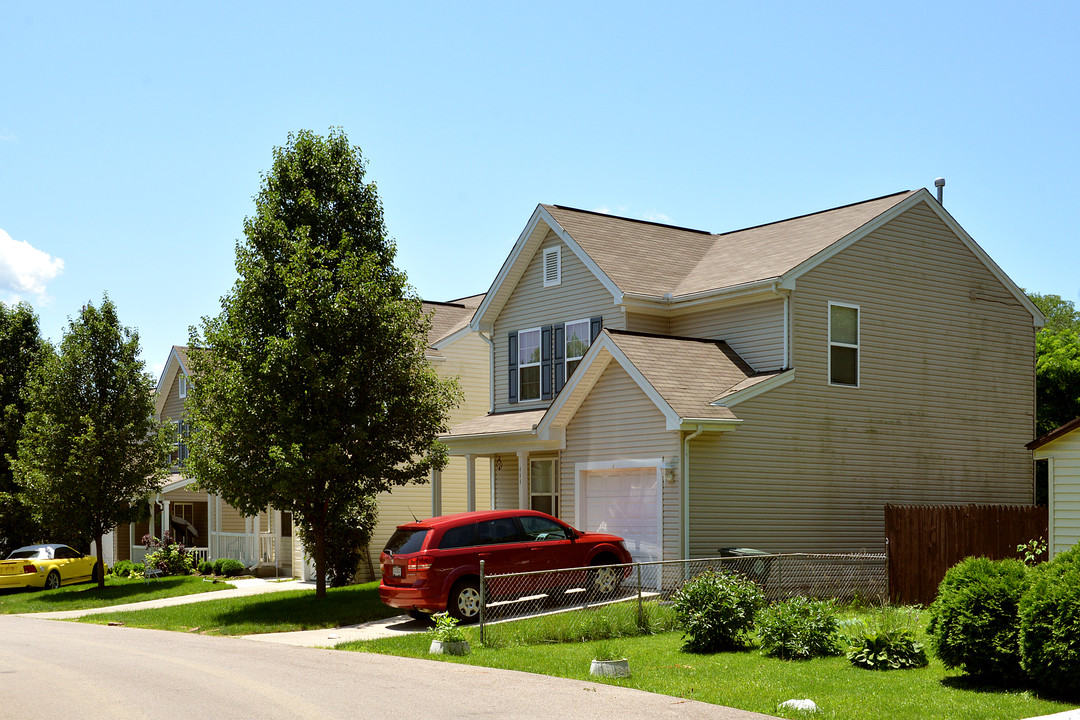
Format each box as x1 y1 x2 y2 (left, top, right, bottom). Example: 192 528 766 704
934 177 946 205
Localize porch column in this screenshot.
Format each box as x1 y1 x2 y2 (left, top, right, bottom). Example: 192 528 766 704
517 451 529 510
148 499 156 538
162 500 171 539
431 467 443 517
465 454 476 512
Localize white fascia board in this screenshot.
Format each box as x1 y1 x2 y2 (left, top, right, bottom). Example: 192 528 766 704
425 353 448 365
620 280 782 317
430 323 474 351
536 345 615 439
471 204 548 333
538 332 683 434
161 474 197 494
778 192 924 291
536 206 623 304
440 429 564 456
917 194 1045 328
678 418 742 432
712 370 796 407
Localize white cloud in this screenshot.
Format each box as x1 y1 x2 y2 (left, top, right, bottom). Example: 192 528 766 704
0 228 64 303
641 211 673 224
591 205 673 224
0 133 15 143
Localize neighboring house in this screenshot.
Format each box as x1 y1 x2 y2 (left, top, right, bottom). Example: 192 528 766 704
441 188 1044 574
103 296 491 579
1028 418 1080 558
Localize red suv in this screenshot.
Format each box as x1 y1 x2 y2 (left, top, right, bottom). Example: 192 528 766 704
379 509 632 622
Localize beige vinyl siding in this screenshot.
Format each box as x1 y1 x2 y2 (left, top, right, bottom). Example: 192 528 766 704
1034 432 1080 557
160 370 185 423
686 203 1035 556
625 313 669 335
493 232 623 413
494 453 519 509
219 503 247 534
671 298 785 371
562 363 680 559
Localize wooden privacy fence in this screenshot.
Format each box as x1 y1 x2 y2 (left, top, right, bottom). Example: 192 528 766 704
885 504 1048 606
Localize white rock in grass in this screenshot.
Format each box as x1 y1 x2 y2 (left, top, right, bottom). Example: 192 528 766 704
778 698 819 713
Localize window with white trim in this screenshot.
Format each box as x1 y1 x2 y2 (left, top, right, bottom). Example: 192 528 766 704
828 302 859 387
564 318 591 378
530 458 558 516
518 328 542 401
542 246 561 287
178 373 188 399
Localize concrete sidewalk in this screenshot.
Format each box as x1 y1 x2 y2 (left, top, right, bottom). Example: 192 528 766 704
242 611 428 646
13 576 313 620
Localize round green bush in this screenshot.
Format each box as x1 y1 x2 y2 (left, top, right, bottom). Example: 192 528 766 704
671 569 763 652
111 559 136 577
215 558 246 577
1019 545 1080 697
757 596 841 660
197 559 214 575
927 556 1029 681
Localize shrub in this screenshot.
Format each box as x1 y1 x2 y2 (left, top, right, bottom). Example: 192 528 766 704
142 532 193 576
671 569 763 652
1019 545 1080 697
214 558 246 577
927 556 1028 681
197 560 214 575
843 606 928 670
293 496 378 588
111 559 136 577
757 596 841 660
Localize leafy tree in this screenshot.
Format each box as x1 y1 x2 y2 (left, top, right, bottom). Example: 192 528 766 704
187 128 459 598
13 296 172 587
0 302 50 556
1028 292 1080 436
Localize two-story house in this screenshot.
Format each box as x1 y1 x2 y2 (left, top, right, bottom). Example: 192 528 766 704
441 188 1044 576
103 295 492 579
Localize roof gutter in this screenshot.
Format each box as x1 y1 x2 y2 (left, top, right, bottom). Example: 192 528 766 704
620 279 784 315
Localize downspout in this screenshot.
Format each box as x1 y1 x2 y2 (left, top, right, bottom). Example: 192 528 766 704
681 424 704 560
480 331 495 414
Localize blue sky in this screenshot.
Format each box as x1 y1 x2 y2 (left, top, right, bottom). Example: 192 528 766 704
2 2 1077 378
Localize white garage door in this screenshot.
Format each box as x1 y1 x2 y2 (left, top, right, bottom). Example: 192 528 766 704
579 465 661 588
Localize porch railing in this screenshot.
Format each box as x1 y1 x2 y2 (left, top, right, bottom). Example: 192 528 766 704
211 532 258 567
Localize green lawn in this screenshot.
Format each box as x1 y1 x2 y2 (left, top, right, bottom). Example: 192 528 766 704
338 609 1077 720
0 575 234 614
77 580 400 635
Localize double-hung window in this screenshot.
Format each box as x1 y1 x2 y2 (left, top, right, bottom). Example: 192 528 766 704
530 458 558 517
828 302 859 387
564 318 591 378
518 328 542 401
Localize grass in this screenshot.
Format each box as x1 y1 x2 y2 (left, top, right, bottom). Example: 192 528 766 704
77 580 400 636
337 603 1077 720
0 575 234 614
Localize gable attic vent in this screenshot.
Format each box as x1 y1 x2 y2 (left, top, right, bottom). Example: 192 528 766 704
543 246 562 287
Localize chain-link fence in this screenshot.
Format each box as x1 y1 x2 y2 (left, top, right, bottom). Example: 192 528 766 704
477 553 886 646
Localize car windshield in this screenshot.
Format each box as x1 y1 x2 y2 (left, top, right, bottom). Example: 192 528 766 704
384 529 429 555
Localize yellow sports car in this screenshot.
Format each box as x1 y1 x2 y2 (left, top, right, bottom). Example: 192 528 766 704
0 544 101 591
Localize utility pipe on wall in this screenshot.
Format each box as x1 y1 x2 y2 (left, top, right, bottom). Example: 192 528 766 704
681 424 704 560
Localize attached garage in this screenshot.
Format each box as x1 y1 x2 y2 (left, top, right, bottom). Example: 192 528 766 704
1029 418 1080 558
575 461 663 587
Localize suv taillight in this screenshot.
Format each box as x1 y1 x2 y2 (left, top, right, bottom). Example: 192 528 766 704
407 556 433 572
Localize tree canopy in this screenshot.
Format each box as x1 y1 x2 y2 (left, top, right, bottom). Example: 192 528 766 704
13 296 171 587
1028 292 1080 436
187 128 459 597
0 302 49 556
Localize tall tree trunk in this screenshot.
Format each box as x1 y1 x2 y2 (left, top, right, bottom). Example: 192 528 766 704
314 522 327 599
94 533 105 590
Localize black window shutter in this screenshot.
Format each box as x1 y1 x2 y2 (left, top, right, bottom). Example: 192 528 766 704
553 323 565 393
540 325 552 400
508 331 518 404
590 316 603 342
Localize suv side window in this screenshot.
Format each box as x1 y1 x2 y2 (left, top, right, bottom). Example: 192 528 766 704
475 518 522 545
519 515 570 542
439 523 478 549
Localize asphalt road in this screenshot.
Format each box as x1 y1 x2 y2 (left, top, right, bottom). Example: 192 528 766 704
0 615 778 720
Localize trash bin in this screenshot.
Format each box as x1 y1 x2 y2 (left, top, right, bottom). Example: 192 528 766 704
719 547 773 587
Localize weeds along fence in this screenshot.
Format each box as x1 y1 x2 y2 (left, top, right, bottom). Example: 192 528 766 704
476 552 887 645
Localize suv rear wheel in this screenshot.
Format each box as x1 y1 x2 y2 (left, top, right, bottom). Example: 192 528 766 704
447 578 481 623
